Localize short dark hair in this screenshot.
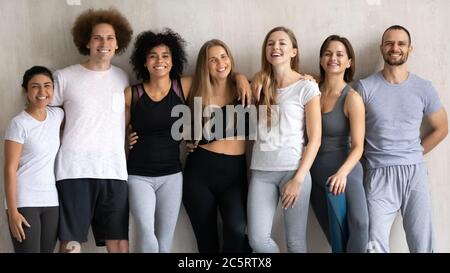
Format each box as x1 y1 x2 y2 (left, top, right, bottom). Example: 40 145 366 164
381 25 411 45
319 35 355 84
72 7 133 55
130 28 187 81
21 66 53 91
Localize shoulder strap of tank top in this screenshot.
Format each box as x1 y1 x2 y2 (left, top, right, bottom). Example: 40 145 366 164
172 77 185 103
341 84 351 99
131 84 145 118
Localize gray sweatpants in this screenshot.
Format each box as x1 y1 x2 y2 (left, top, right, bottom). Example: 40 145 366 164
365 163 433 253
128 172 182 253
247 170 311 253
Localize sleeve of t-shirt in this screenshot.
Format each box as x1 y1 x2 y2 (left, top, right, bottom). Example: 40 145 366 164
423 82 442 115
51 70 64 107
4 118 26 144
49 106 65 123
300 82 320 105
354 80 367 104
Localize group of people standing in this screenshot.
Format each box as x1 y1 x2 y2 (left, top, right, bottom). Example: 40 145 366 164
3 7 448 254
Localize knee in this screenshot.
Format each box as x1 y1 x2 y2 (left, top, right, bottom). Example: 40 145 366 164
286 239 307 253
350 216 369 234
248 232 274 253
60 241 81 253
226 221 247 237
248 234 265 252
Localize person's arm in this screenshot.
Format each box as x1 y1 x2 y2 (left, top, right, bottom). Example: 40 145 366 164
232 73 252 107
180 75 192 100
4 140 30 242
422 107 448 154
124 86 132 127
328 90 365 195
281 95 321 209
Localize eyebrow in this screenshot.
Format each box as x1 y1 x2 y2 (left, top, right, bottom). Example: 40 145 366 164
31 82 52 85
384 39 407 43
268 38 288 42
92 34 116 37
149 51 170 54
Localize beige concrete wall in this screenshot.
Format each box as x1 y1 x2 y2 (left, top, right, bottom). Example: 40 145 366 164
0 0 449 253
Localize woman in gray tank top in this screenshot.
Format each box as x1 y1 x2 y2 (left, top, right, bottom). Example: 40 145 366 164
310 35 369 252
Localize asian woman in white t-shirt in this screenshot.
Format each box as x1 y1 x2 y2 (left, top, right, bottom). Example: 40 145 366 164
4 66 64 253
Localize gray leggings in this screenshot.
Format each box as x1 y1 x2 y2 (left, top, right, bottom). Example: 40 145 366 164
247 170 311 253
365 163 433 253
128 172 182 253
8 206 59 253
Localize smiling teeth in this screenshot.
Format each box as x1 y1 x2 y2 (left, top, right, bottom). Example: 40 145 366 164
37 96 47 100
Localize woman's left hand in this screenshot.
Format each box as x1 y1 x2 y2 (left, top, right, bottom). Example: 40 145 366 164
281 179 302 209
327 173 347 195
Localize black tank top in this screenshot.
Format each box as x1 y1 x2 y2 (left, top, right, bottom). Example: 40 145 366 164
319 84 351 153
197 99 252 145
127 80 185 176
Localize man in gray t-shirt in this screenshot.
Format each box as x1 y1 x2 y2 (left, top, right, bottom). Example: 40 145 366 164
355 25 448 253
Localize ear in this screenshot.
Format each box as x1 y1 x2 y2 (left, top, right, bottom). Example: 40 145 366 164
292 48 298 58
409 45 413 53
347 58 352 68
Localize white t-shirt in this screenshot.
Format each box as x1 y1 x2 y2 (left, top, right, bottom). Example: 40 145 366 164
251 79 320 171
52 64 129 181
4 107 64 208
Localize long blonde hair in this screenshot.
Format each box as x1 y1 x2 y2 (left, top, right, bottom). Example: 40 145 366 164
187 39 237 110
259 26 300 123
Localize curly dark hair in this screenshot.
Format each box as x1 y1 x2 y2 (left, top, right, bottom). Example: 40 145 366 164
72 7 133 56
130 28 187 81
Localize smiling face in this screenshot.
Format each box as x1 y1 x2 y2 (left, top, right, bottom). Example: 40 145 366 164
265 30 298 67
25 74 54 109
320 40 351 76
145 44 173 79
86 23 118 62
207 45 232 82
380 29 412 66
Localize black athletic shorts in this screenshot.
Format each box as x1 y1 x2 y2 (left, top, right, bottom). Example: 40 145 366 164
56 178 129 246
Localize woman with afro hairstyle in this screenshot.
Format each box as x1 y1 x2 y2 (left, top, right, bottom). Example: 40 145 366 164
51 7 133 253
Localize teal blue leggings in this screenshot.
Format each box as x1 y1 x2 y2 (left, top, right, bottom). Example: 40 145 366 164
310 150 369 253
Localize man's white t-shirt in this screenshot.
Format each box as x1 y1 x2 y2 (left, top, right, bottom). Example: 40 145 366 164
52 64 129 181
4 107 64 208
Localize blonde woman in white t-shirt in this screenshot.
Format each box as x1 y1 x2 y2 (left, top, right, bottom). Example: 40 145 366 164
248 26 321 252
4 66 64 253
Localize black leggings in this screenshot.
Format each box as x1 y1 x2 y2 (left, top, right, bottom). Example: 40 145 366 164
8 206 59 253
183 147 251 253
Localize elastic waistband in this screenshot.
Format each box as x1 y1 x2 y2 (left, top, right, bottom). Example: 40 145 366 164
192 146 246 160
